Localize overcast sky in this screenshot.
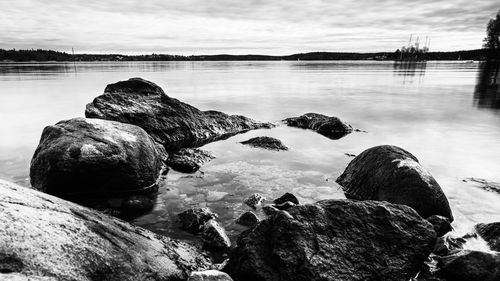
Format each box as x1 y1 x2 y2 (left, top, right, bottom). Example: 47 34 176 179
0 0 498 55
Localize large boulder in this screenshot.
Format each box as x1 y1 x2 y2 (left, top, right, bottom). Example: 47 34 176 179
336 145 453 221
0 179 211 280
284 113 353 140
30 118 166 210
224 199 436 281
437 250 500 281
85 78 273 151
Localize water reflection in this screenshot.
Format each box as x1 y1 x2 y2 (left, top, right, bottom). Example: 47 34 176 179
474 61 500 110
393 61 427 84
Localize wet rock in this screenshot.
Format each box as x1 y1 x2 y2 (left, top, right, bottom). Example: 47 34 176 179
336 145 453 221
225 199 436 281
463 177 500 194
284 113 353 140
437 250 500 281
475 222 500 251
235 212 259 227
240 136 288 151
179 208 218 233
427 215 452 237
188 270 234 281
244 193 266 209
167 148 215 173
85 78 274 150
0 180 211 280
273 201 296 210
262 205 279 216
30 117 167 210
273 192 299 205
202 220 231 250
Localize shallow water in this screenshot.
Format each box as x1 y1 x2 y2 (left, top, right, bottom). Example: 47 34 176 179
1 60 500 242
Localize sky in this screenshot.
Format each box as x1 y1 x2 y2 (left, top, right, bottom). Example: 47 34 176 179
0 0 498 55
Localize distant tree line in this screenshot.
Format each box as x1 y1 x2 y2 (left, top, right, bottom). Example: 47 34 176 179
0 48 490 62
484 10 500 60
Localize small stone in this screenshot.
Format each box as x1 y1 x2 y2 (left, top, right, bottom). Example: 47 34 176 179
427 215 452 237
273 192 299 205
244 193 265 209
236 212 259 227
178 208 218 233
167 148 215 173
202 220 231 250
188 270 233 281
241 136 288 151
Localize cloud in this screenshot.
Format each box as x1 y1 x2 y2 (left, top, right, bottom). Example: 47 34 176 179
0 0 498 54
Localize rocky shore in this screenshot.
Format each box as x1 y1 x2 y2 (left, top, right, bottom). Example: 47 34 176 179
2 77 499 280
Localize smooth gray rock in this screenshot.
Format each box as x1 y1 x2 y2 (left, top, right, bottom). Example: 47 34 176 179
0 180 211 281
336 145 453 221
178 208 218 233
167 148 215 173
202 220 231 250
225 199 436 281
85 78 273 150
188 270 233 281
241 136 288 151
284 113 353 140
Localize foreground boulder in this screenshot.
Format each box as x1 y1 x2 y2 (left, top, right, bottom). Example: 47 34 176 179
336 145 453 221
178 208 218 233
0 180 211 280
240 136 288 151
202 220 231 250
225 199 436 281
437 250 500 281
284 113 353 140
167 148 215 173
30 118 167 209
85 78 273 150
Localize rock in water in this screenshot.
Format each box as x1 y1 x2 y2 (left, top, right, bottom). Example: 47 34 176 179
0 180 211 280
273 192 299 205
85 78 274 150
244 193 265 209
178 208 218 233
475 222 500 251
188 270 234 281
240 136 288 151
437 250 500 281
284 113 353 140
167 148 215 173
202 220 231 250
225 199 436 281
235 211 259 227
427 215 452 237
30 118 167 206
336 145 453 221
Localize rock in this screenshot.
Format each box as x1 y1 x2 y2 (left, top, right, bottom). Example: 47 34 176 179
224 199 436 281
188 270 234 281
437 250 500 281
262 205 279 216
30 117 167 210
433 236 467 256
336 145 453 221
240 136 288 151
85 78 274 150
202 220 231 250
178 208 218 233
0 179 211 280
273 192 299 205
284 113 353 140
167 148 215 173
273 201 296 210
235 212 259 227
427 215 452 237
244 193 265 209
463 177 500 194
475 222 500 251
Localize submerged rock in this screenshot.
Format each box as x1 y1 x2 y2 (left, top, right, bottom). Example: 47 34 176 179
167 148 215 173
463 177 500 194
225 199 436 281
188 270 234 281
475 222 500 251
336 145 453 221
178 208 218 233
202 220 231 250
235 211 259 227
273 192 299 205
240 136 288 151
0 180 211 280
427 215 452 237
437 250 500 281
85 78 274 150
30 117 167 210
244 193 266 209
284 113 353 140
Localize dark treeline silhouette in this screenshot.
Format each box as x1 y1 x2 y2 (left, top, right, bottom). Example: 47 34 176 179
474 61 500 110
0 48 490 62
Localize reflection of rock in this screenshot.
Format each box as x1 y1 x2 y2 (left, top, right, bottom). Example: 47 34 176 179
167 148 215 173
241 136 288 151
86 78 274 150
188 270 234 281
225 199 436 281
475 222 500 251
427 215 452 237
284 113 352 140
437 250 500 281
463 177 500 194
473 61 500 110
336 145 453 221
235 211 259 227
179 208 218 233
0 180 211 280
244 193 266 209
30 117 167 212
202 220 231 250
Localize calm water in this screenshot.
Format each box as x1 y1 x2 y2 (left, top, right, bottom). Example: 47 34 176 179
1 61 500 242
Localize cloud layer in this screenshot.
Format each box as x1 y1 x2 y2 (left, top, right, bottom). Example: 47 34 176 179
0 0 498 54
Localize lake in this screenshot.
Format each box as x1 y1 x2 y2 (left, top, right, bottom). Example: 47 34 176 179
1 60 500 243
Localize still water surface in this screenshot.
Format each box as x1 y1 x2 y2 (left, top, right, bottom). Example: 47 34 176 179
1 61 499 242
